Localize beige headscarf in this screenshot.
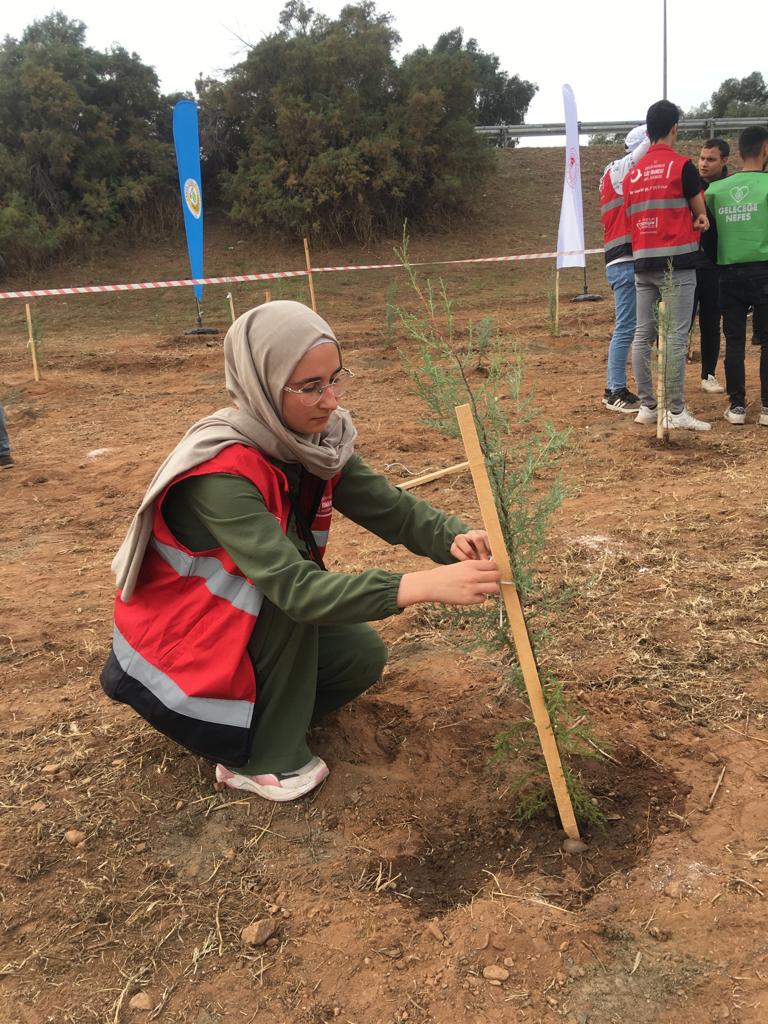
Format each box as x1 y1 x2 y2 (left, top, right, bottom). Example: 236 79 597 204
112 301 357 601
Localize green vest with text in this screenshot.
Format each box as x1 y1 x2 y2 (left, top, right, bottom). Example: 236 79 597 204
706 172 768 265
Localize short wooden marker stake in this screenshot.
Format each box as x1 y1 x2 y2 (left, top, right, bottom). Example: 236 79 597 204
25 303 40 382
397 460 469 491
303 237 317 312
263 289 272 304
455 403 580 840
226 292 236 324
657 300 666 441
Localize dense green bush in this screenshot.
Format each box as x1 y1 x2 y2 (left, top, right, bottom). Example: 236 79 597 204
201 2 537 243
2 3 537 271
0 12 178 273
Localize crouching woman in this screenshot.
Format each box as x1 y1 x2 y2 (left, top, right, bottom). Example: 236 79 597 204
101 301 499 801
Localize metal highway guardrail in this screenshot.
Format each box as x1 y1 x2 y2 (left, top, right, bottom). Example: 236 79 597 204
476 117 768 145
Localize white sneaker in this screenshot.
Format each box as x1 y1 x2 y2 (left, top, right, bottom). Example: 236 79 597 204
634 405 658 425
700 374 725 394
759 407 768 426
724 405 746 425
215 756 329 802
663 407 712 431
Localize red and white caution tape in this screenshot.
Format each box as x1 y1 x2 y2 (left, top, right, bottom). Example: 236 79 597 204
0 248 602 301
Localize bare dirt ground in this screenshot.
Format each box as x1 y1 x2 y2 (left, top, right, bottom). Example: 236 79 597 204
2 148 768 1024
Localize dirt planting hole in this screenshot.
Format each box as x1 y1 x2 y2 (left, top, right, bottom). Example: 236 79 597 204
365 748 690 916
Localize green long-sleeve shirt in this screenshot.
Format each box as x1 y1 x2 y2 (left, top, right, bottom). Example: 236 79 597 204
162 453 470 627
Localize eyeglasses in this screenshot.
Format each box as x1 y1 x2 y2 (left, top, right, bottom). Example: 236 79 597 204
282 368 354 407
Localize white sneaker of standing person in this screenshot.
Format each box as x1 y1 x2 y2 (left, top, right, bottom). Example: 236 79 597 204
215 756 329 802
724 405 747 425
634 404 658 425
759 407 768 426
663 407 712 431
700 374 725 394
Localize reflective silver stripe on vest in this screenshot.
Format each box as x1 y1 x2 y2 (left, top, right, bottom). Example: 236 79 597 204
312 530 329 548
150 538 263 616
625 197 689 216
632 242 700 258
112 626 254 729
604 234 631 249
600 197 624 213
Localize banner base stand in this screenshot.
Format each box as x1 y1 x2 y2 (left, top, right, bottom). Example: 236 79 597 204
184 326 219 335
571 293 603 303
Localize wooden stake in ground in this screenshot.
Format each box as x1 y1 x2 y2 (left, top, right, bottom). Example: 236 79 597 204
455 403 580 840
657 300 666 441
226 292 236 324
303 237 317 312
263 289 272 304
397 460 469 491
25 303 40 382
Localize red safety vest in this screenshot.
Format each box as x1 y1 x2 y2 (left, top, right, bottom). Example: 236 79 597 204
599 169 632 264
105 444 336 764
623 144 700 265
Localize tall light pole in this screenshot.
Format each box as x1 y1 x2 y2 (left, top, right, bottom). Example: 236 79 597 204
663 0 668 99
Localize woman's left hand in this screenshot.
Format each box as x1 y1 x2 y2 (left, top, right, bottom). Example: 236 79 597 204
450 529 492 561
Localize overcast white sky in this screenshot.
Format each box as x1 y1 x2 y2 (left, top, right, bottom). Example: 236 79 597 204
4 0 766 126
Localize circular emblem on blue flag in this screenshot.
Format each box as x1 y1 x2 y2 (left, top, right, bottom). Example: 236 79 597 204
184 178 202 219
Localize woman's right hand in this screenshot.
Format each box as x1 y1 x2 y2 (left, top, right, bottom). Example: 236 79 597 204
397 560 501 608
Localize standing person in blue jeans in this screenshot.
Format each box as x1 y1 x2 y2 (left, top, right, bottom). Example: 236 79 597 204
599 124 650 412
0 401 13 469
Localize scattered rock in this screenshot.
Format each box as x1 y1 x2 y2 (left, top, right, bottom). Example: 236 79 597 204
128 992 153 1012
702 751 720 765
377 946 402 959
213 781 226 793
649 926 671 941
64 829 86 847
241 918 278 947
651 728 668 740
425 920 445 942
482 965 509 983
562 838 589 854
663 880 683 899
223 847 236 860
503 956 516 967
30 801 47 813
41 763 62 775
473 930 490 950
175 800 185 811
265 937 280 950
490 934 507 951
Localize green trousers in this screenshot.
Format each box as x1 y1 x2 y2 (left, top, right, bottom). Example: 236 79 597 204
230 599 388 775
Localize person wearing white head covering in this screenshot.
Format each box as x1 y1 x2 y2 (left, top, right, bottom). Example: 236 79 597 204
598 123 650 413
102 301 499 802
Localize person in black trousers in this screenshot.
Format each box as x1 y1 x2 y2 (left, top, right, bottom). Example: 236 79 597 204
694 138 730 393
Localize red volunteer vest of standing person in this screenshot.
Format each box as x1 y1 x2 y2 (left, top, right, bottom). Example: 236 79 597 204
623 143 699 262
599 169 632 264
103 443 337 765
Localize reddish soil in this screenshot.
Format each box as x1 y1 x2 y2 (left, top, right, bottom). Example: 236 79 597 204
2 147 767 1024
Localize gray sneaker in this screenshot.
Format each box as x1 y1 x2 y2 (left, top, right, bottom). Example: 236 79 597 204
724 405 746 425
0 454 14 469
759 408 768 427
